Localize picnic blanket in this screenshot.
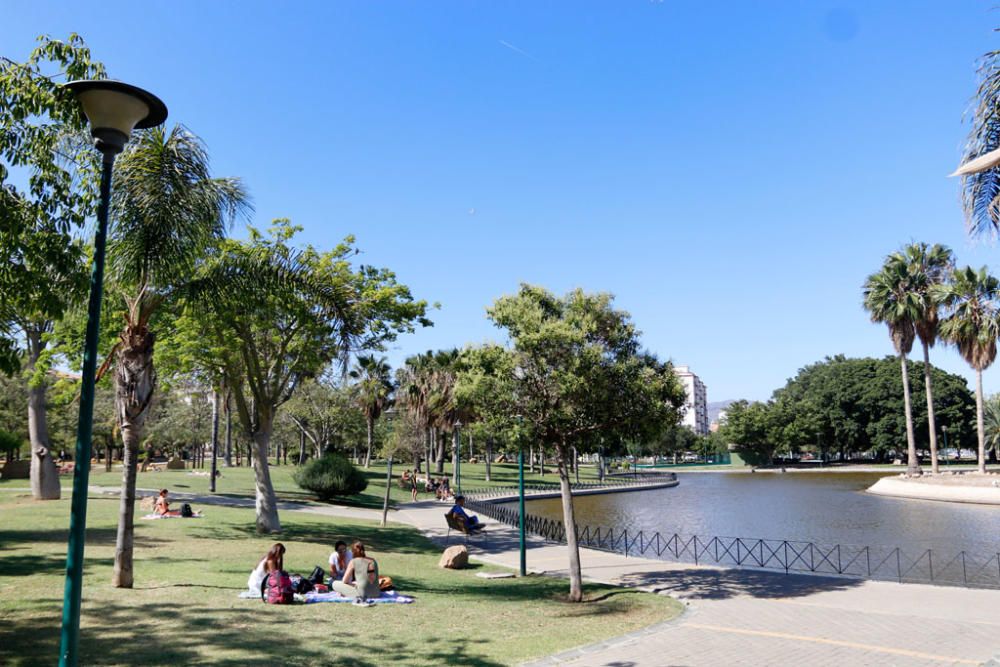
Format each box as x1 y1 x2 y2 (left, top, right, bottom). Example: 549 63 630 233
141 512 203 520
304 590 414 604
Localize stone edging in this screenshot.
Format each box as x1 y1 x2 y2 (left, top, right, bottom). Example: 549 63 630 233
472 479 678 505
867 476 1000 506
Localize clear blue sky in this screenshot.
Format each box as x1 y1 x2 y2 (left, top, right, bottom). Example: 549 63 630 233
5 1 1000 402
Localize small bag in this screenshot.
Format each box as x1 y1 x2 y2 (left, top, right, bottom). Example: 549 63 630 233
308 566 325 585
180 503 194 518
261 570 294 604
378 576 394 592
313 583 329 594
289 573 314 594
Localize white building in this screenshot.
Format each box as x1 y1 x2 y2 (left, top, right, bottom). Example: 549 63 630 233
674 365 709 436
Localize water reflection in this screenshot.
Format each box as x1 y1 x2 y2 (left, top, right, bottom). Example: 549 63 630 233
516 472 1000 552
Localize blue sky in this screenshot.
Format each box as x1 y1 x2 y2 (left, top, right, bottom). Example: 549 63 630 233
5 1 1000 402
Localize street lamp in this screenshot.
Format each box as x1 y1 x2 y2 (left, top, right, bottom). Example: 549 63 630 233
453 419 462 495
59 80 167 667
515 414 526 577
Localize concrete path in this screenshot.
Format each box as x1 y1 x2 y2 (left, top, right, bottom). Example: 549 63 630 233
396 500 1000 667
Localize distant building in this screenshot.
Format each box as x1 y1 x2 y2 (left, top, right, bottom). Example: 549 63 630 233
674 365 709 436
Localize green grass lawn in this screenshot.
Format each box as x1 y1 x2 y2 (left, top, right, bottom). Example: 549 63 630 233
0 461 605 510
0 490 681 666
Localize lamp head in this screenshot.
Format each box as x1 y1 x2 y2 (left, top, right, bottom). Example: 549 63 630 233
64 80 167 155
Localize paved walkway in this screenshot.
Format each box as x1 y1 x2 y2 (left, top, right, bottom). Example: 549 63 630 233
396 500 1000 667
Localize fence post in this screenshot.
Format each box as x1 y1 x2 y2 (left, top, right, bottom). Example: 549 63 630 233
783 541 789 574
928 549 933 583
962 551 967 586
866 546 870 577
836 544 842 574
694 536 699 566
624 529 628 558
809 543 815 572
896 548 902 583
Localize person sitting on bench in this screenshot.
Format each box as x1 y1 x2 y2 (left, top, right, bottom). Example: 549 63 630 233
449 495 483 531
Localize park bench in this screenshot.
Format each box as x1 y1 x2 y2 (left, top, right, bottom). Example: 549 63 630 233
445 511 487 547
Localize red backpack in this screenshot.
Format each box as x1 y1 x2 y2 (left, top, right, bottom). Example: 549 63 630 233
261 570 294 604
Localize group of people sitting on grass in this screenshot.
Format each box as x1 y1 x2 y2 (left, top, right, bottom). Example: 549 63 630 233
399 469 455 502
248 540 383 606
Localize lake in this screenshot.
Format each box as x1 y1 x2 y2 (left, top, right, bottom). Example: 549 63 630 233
517 472 1000 553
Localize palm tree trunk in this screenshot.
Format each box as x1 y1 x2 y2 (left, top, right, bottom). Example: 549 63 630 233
977 369 987 474
381 457 393 527
26 327 59 500
451 428 459 488
485 436 493 482
112 330 156 588
224 393 233 467
364 416 374 468
922 342 940 474
251 414 282 533
557 442 583 602
899 352 921 476
436 429 446 474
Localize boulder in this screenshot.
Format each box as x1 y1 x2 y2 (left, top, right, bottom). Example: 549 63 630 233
166 457 186 470
0 459 30 479
438 545 469 569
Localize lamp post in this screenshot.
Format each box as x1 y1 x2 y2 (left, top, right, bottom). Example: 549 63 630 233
453 419 462 495
59 80 167 667
516 414 526 576
942 425 950 467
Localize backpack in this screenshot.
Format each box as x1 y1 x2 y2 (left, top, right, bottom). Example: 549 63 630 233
261 570 294 604
307 566 326 586
181 503 194 518
289 573 314 594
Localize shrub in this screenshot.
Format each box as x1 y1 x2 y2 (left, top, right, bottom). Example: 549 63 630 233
0 430 23 458
293 453 367 501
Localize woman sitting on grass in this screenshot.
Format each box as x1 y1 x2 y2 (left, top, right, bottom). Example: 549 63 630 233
332 541 380 606
248 543 285 595
154 489 180 517
328 540 353 581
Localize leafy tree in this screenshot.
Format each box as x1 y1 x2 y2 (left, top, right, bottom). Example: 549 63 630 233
183 221 429 533
482 285 685 601
282 375 366 463
1 35 104 498
983 393 1000 462
349 355 394 468
720 400 779 467
934 266 1000 474
863 255 921 475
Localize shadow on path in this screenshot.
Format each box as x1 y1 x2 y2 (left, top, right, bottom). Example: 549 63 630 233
616 566 862 600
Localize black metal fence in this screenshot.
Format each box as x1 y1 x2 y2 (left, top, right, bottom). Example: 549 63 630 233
464 484 1000 590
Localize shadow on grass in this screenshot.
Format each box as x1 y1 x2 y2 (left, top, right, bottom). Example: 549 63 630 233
0 599 506 667
0 527 158 549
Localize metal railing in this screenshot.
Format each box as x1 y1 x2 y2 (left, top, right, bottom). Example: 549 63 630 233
463 485 1000 590
460 473 677 501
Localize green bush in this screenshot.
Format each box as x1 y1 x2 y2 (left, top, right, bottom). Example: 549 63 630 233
0 429 23 457
293 453 367 501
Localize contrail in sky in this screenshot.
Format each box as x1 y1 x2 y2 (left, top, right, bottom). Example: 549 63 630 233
499 40 539 62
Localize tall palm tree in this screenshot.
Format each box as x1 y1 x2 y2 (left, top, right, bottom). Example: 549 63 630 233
893 243 954 474
105 125 250 587
350 355 394 468
983 393 1000 462
397 352 435 473
957 47 1000 238
863 258 921 475
934 266 1000 475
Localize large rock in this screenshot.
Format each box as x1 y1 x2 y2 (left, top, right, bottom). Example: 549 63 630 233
438 545 469 569
0 459 30 479
166 457 186 470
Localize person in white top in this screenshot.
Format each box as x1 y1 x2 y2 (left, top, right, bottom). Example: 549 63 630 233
328 540 353 580
248 543 285 595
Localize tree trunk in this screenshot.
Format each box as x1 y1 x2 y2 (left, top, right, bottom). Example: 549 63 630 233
26 328 59 500
210 390 219 493
529 444 535 473
436 429 446 474
364 416 374 468
556 443 584 602
976 369 987 475
381 457 393 527
112 327 156 588
899 352 921 476
469 432 474 460
485 436 493 482
251 417 282 533
105 438 113 472
922 342 939 474
224 393 233 467
298 429 307 465
540 449 545 476
452 428 459 489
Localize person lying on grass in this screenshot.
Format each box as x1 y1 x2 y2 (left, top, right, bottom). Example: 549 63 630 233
249 543 285 595
329 540 353 581
449 495 483 531
331 541 380 606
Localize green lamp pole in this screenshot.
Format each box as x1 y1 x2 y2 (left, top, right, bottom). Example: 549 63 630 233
516 414 526 576
59 80 167 667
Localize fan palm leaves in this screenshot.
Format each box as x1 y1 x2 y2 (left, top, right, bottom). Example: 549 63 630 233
350 355 394 468
862 258 922 475
892 243 954 473
958 49 1000 238
105 125 251 587
934 266 1000 475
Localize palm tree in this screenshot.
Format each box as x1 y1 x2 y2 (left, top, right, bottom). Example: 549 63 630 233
983 393 1000 462
934 266 1000 475
957 48 1000 237
350 355 394 468
893 243 953 474
863 258 921 475
397 352 435 473
105 125 250 587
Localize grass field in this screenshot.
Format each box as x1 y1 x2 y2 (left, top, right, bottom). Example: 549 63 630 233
0 466 681 666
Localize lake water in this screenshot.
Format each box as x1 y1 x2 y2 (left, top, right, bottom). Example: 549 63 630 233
518 472 1000 553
